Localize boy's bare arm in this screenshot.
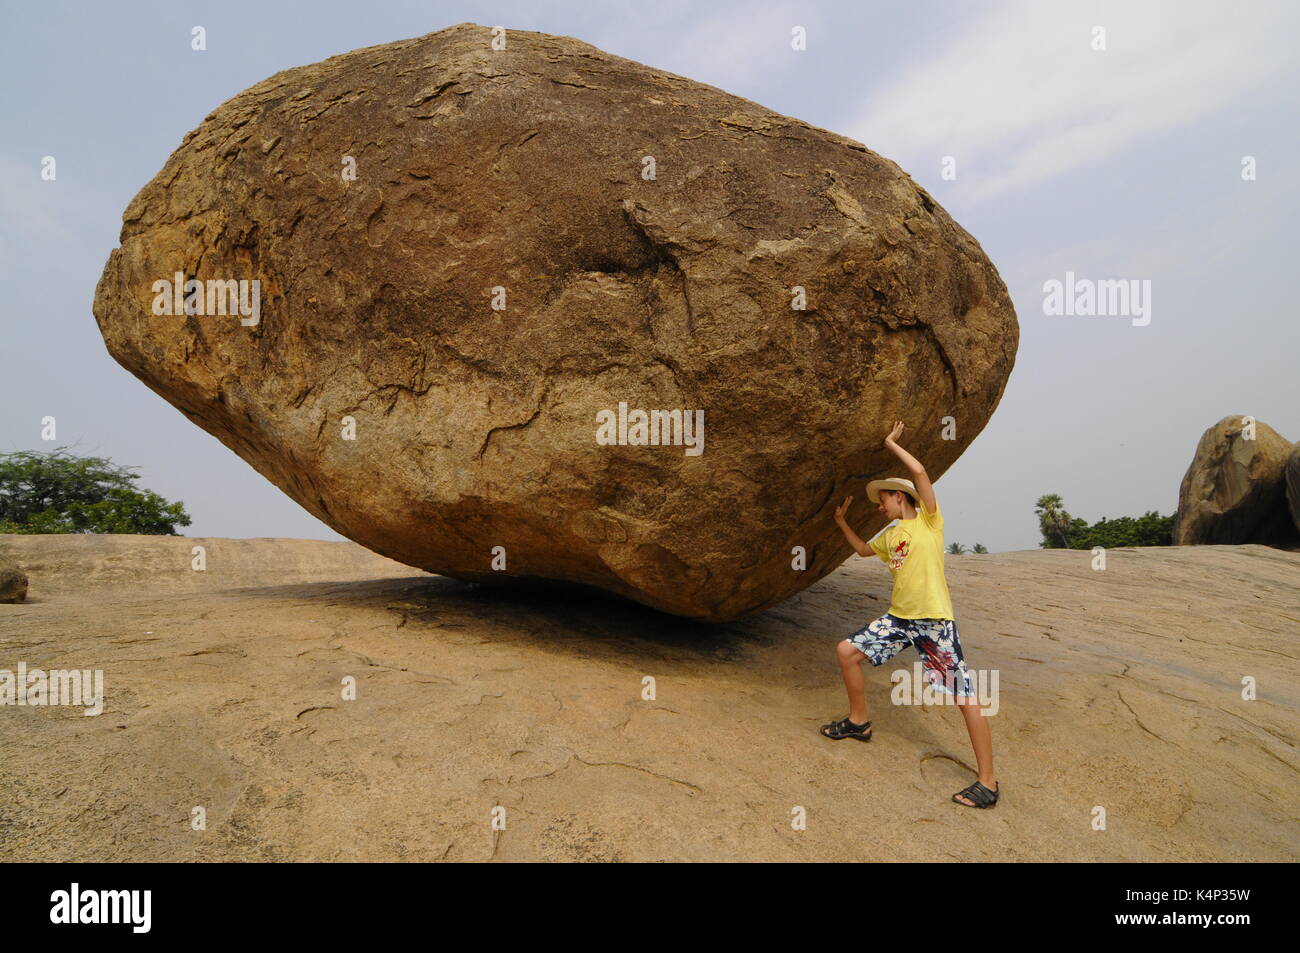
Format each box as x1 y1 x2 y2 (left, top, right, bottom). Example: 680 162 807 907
834 495 874 558
884 420 938 513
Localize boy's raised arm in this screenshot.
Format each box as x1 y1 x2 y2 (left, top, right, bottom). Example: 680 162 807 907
884 420 937 513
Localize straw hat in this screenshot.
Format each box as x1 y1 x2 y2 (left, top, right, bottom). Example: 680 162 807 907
866 477 917 504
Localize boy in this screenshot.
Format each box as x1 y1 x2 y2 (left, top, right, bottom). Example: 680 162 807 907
822 420 999 809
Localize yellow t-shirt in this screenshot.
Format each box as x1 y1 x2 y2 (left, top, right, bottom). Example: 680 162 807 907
869 499 954 620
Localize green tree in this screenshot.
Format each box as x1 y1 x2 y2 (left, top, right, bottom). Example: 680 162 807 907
947 542 968 555
1072 512 1175 548
0 447 191 535
1034 492 1173 549
972 543 988 553
1035 493 1086 549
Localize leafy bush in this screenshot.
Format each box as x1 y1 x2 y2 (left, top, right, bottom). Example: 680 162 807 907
1034 493 1173 549
0 448 191 535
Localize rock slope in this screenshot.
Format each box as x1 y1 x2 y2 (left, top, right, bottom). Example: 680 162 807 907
2 533 1295 861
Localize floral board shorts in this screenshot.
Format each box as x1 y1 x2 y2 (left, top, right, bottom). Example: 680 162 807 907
846 613 975 697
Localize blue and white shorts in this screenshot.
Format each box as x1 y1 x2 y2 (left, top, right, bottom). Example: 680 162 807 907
846 613 975 697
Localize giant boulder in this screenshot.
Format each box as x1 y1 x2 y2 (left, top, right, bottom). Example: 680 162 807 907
1174 416 1297 545
92 23 1018 621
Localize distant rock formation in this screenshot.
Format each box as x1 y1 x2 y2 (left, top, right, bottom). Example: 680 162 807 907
1286 444 1300 535
92 23 1018 620
0 562 28 603
1174 416 1298 545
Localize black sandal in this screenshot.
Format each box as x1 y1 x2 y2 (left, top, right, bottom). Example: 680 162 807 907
819 716 873 741
952 780 999 808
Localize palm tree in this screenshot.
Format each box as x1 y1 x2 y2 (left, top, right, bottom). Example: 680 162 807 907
947 542 968 555
1034 494 1074 549
972 543 988 553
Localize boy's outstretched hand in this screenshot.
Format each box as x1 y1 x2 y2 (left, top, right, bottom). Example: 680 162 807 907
834 495 871 556
885 420 905 445
834 496 852 524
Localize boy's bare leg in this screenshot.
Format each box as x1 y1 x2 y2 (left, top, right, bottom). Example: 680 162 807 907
954 698 996 804
836 640 870 724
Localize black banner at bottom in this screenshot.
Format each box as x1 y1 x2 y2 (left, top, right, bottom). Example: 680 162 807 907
0 861 1286 939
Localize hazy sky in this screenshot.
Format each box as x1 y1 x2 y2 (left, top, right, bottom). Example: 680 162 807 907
2 0 1297 553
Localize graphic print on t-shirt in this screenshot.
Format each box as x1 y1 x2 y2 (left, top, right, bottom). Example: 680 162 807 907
889 536 910 571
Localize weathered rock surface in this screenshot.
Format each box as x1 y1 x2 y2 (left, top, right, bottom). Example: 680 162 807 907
3 534 1298 861
92 22 1018 620
1174 416 1297 545
0 563 27 603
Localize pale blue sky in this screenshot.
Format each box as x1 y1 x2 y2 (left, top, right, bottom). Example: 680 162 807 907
2 0 1297 553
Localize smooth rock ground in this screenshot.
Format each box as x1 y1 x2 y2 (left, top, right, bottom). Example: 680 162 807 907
91 22 1018 621
1 533 1296 861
